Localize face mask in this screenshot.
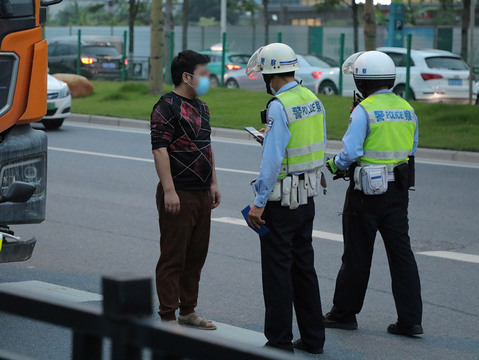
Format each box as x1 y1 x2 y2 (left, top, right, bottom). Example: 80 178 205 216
263 74 276 96
186 73 210 97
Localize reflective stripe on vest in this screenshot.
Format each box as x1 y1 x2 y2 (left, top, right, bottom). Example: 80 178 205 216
359 92 417 166
274 85 325 178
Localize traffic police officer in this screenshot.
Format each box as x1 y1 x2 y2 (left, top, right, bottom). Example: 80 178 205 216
246 43 326 354
324 51 423 336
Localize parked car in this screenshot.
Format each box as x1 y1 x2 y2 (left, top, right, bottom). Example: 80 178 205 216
42 74 71 129
341 47 473 103
199 50 251 87
225 54 341 94
48 36 127 80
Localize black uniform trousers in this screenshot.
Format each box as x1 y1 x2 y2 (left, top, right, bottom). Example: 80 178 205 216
260 197 325 351
331 180 422 326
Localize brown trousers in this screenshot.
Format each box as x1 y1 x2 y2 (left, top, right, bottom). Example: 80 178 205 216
155 183 212 321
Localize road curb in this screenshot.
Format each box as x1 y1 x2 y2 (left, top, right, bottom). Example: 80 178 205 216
68 113 479 164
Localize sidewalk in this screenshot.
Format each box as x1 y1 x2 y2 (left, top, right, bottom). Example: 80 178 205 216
68 113 479 165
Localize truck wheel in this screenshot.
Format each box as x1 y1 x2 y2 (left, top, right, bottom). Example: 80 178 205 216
42 118 64 130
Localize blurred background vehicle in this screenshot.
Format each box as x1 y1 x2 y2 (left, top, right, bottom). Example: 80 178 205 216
342 47 473 103
199 50 251 87
48 36 127 80
42 75 71 130
225 54 341 95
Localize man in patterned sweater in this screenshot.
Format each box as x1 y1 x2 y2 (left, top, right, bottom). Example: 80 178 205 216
150 50 221 330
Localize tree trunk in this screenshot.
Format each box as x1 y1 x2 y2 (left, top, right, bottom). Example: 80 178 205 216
164 0 174 84
129 0 140 78
182 0 188 50
461 0 471 60
149 0 164 95
363 0 376 50
352 0 359 52
263 0 269 44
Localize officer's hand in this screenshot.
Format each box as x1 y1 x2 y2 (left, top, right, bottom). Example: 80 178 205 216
248 205 265 229
326 157 339 174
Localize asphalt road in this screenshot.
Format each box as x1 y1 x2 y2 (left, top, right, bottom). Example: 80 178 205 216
1 121 478 360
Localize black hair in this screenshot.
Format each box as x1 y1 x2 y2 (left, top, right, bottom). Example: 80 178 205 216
354 78 395 97
171 50 209 86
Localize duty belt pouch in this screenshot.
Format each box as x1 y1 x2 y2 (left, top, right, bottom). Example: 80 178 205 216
298 179 308 205
281 176 292 207
353 166 362 191
360 165 388 195
307 172 316 197
290 175 299 209
268 180 282 201
393 163 409 190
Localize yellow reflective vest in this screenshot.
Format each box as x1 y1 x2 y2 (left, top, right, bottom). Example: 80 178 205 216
274 85 325 179
358 92 417 166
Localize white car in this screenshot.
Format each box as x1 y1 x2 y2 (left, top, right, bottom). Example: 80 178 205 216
224 54 341 95
43 74 71 129
342 48 474 103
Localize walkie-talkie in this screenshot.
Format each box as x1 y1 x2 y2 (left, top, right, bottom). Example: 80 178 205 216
350 91 363 113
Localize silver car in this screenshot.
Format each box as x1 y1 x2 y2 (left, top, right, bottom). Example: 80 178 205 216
224 54 340 95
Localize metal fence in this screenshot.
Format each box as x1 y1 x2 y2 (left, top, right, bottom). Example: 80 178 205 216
0 275 291 360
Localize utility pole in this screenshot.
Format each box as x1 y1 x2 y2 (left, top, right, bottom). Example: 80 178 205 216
149 0 164 95
363 0 376 50
164 0 173 84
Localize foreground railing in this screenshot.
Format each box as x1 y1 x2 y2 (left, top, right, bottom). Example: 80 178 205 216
0 276 290 360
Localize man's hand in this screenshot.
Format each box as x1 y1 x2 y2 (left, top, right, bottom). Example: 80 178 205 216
211 183 221 209
248 205 265 229
164 189 180 214
326 156 339 174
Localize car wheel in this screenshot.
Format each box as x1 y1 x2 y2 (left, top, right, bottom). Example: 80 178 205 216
226 79 239 89
393 84 416 101
42 118 64 130
318 80 338 96
209 75 220 88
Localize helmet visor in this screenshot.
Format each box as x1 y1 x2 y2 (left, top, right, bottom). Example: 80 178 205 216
246 47 264 78
342 52 364 75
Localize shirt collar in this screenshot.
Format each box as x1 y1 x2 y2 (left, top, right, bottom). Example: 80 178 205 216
371 89 392 96
276 81 298 95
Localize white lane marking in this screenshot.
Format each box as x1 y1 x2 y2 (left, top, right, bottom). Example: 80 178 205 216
212 217 343 242
417 251 479 264
63 122 479 169
0 280 102 302
48 147 259 176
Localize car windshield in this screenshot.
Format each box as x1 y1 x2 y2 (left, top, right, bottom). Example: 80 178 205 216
83 46 120 57
228 55 251 64
425 57 469 71
301 55 333 68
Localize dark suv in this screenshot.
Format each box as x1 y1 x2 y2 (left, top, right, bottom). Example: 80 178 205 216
48 36 126 80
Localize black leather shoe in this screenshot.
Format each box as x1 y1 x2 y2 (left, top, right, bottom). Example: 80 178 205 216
292 339 324 354
387 322 423 336
323 312 358 330
263 342 294 353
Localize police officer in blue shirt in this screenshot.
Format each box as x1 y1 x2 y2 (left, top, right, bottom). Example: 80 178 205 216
323 51 423 337
246 43 326 354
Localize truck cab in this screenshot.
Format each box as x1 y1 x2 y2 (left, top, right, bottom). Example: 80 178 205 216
0 0 62 263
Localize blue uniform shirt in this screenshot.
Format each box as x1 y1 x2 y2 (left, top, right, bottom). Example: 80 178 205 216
334 89 419 171
254 81 327 208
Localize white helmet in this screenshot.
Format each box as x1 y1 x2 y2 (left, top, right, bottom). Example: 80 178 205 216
342 50 396 81
246 43 300 77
